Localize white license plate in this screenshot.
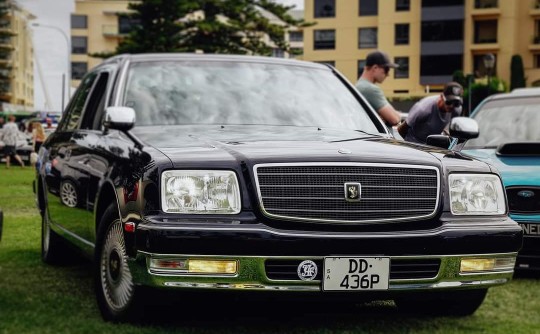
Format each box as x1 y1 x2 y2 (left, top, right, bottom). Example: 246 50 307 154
520 223 540 236
323 257 390 291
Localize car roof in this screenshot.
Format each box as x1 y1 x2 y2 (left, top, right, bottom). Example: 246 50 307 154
100 53 331 71
485 88 540 101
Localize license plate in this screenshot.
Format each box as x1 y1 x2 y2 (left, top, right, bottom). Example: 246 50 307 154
520 223 540 236
323 257 390 291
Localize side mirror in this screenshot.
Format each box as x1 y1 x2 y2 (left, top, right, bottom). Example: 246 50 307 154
103 107 136 132
426 135 451 149
449 117 479 140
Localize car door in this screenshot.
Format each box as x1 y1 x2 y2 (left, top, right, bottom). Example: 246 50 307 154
45 72 98 243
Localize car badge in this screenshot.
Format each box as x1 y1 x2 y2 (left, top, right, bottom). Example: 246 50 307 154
344 182 362 202
297 260 318 281
338 148 351 154
517 190 535 198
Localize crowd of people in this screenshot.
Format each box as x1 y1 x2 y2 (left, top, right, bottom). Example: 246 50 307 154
0 115 53 168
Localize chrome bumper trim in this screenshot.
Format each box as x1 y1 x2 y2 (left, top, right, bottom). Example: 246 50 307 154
130 252 517 292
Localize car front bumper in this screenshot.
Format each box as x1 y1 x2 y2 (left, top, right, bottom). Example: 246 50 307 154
127 216 522 294
513 215 540 271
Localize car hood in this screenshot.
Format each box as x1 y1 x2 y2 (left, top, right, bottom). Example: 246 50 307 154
132 125 472 168
462 148 540 186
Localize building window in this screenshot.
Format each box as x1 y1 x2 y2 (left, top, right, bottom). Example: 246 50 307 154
535 20 540 43
421 20 464 42
474 0 498 8
315 60 335 67
314 0 335 18
473 54 497 77
272 48 285 58
71 62 88 80
474 20 497 43
359 0 378 16
71 36 87 54
358 28 377 49
71 15 87 29
422 0 464 7
289 31 303 42
421 55 462 77
314 29 335 50
534 54 540 68
357 59 366 78
118 16 139 34
396 0 410 11
395 24 409 45
394 57 409 79
289 47 303 58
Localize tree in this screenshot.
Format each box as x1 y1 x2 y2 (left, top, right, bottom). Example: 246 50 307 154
115 0 307 56
0 0 14 102
510 54 526 91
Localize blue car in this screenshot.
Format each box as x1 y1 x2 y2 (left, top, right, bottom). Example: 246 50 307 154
459 88 540 271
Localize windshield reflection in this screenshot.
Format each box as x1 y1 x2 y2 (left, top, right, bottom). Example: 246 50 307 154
122 60 379 133
465 97 540 148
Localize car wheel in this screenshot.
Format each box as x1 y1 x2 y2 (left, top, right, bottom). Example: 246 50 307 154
95 204 139 322
394 289 488 316
60 180 78 208
42 207 69 264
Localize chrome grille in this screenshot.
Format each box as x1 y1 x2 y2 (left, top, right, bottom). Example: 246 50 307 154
254 163 440 223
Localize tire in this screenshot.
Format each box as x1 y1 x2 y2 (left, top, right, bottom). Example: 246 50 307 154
95 204 139 322
394 289 488 316
60 180 79 208
41 207 70 264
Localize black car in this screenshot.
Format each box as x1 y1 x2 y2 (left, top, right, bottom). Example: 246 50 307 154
34 54 522 322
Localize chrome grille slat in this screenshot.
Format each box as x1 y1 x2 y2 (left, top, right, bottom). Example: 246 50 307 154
254 163 440 223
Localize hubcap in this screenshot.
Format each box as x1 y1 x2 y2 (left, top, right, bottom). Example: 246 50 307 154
100 220 134 312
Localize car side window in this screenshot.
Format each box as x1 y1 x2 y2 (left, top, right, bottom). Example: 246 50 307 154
59 72 97 132
80 72 110 130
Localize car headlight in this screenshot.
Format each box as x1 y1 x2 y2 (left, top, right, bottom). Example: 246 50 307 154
449 174 506 215
161 170 241 214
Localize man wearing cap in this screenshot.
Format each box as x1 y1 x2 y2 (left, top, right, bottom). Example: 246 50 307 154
397 82 464 144
355 51 401 126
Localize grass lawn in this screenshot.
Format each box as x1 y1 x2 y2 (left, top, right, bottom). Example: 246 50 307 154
0 166 539 333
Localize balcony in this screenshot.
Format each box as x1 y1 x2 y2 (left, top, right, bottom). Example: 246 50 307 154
471 0 500 17
103 25 123 37
529 36 540 51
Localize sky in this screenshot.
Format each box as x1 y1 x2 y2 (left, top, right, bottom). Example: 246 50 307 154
17 0 304 112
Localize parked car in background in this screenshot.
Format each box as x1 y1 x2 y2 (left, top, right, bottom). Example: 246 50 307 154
458 88 540 271
34 54 522 322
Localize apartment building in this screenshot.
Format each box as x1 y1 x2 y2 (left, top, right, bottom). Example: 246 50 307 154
71 0 304 87
0 1 34 108
71 0 136 87
302 0 540 98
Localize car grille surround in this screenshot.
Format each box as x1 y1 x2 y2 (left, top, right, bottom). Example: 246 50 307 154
506 187 540 214
254 163 440 224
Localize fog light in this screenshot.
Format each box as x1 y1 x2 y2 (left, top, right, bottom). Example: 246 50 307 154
188 259 237 274
149 258 237 274
460 257 516 273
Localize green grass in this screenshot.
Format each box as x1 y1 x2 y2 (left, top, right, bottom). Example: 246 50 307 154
0 166 539 333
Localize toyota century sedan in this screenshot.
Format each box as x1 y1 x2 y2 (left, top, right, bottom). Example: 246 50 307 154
34 54 522 321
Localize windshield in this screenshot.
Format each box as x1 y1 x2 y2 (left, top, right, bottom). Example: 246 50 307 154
464 96 540 149
122 60 380 133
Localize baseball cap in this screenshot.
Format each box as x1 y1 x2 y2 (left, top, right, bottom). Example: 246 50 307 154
365 51 398 68
443 82 464 102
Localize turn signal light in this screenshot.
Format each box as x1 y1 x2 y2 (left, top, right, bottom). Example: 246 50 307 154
460 257 515 273
149 258 237 274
